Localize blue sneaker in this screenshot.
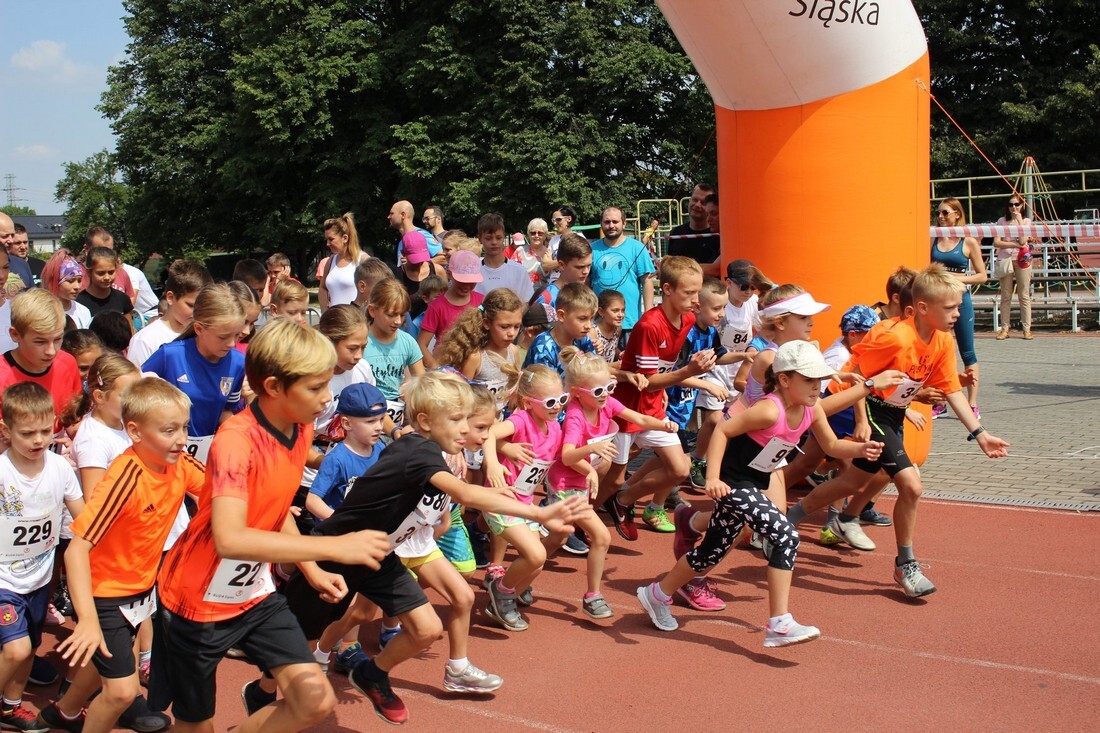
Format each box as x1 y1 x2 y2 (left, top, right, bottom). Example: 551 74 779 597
379 625 402 649
332 642 368 675
562 531 589 555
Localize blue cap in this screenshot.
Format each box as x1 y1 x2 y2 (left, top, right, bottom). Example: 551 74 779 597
840 304 879 334
336 383 387 418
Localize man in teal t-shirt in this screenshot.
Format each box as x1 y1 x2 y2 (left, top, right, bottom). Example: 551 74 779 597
589 206 655 331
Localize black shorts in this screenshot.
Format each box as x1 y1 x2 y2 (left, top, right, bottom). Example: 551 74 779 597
92 589 155 679
852 399 913 477
148 593 314 723
283 553 428 640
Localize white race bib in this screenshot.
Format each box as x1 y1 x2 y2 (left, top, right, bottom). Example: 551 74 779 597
386 400 405 427
749 437 799 473
513 458 552 496
202 558 275 604
387 491 450 549
885 377 924 408
0 509 60 563
118 591 157 628
657 359 676 374
726 329 751 348
185 435 214 464
586 430 618 468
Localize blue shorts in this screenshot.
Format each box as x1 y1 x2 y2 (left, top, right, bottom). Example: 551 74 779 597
437 506 475 574
826 405 856 439
0 585 50 649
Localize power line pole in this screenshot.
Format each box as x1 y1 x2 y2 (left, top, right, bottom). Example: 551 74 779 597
3 174 26 208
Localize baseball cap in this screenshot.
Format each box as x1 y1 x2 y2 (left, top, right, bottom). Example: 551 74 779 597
402 231 429 264
725 259 754 285
839 304 880 334
336 383 387 418
772 340 837 379
522 302 551 329
761 291 830 318
448 249 484 284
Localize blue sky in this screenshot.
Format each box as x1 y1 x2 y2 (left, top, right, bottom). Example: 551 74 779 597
0 1 128 214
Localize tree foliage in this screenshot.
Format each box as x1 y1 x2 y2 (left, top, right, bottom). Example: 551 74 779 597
54 149 132 253
99 0 714 263
0 206 37 216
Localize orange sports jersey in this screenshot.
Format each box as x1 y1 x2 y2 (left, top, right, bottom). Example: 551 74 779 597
70 448 205 598
157 403 313 623
841 316 961 401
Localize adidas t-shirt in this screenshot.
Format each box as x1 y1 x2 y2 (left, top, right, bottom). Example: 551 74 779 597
142 338 245 437
614 305 695 433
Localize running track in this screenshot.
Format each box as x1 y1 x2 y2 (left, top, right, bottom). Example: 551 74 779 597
30 493 1100 731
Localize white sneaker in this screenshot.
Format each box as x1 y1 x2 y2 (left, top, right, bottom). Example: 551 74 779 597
894 560 937 598
764 614 821 648
835 517 876 551
636 584 678 632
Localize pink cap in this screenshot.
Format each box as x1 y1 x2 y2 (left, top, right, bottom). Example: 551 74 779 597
448 250 484 284
402 231 429 264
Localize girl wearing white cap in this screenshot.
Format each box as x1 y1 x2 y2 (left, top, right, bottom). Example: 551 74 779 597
638 341 889 646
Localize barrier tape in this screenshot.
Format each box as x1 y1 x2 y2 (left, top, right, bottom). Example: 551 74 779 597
932 224 1100 239
664 232 720 239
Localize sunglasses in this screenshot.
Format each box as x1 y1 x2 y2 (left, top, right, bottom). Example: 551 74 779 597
576 380 617 398
936 209 954 216
551 217 565 223
1008 202 1023 207
531 393 570 410
725 277 752 291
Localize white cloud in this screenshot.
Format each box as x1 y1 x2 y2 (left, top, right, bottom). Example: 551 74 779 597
14 145 59 160
9 40 98 85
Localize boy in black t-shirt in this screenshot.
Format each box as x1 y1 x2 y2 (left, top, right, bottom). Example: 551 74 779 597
281 372 586 725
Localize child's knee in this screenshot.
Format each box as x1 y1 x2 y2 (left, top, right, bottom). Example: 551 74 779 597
452 585 475 614
406 611 444 648
1 636 31 663
284 670 336 725
588 523 611 550
100 677 140 710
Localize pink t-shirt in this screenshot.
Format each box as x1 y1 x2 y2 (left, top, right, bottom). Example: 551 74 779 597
420 291 484 337
496 409 562 505
548 397 624 492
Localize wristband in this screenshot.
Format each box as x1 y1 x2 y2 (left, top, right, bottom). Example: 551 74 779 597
390 427 401 439
966 426 986 442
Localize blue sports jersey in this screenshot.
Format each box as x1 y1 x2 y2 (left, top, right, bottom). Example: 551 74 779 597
522 330 594 377
666 324 727 430
749 334 769 352
142 338 245 436
309 441 384 515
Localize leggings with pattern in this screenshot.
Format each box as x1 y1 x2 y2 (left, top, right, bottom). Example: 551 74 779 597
686 484 800 573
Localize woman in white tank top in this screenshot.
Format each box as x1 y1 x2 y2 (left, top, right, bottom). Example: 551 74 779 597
319 212 369 309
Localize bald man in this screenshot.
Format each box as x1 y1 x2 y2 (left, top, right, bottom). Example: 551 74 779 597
389 199 442 263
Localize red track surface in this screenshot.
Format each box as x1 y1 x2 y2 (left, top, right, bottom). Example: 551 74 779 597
28 494 1100 732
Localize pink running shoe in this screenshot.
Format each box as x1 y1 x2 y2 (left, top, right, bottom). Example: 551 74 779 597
43 603 66 626
672 505 700 560
676 578 726 611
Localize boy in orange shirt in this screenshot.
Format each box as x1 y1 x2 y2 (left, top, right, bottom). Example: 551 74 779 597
784 264 1009 597
42 379 202 733
148 319 390 733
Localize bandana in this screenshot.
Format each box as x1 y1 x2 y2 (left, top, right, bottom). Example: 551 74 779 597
59 258 84 283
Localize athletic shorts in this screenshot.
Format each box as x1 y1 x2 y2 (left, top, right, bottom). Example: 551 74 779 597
149 592 314 723
852 400 913 477
93 589 156 679
0 585 49 649
400 548 444 571
826 405 856 440
485 511 540 536
436 516 475 574
610 428 681 465
548 488 588 503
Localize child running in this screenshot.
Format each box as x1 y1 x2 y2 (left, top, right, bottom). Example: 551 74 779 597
589 289 625 365
639 341 885 646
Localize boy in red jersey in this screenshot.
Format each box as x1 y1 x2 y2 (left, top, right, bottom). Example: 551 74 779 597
149 319 390 733
601 256 717 541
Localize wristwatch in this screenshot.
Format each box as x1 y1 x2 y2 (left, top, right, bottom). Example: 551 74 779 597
863 379 875 392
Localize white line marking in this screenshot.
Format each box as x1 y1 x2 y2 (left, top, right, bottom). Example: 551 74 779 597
923 556 1100 583
403 690 588 733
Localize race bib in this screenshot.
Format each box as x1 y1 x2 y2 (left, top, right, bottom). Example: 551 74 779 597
885 378 924 408
748 437 798 473
726 329 751 348
513 458 552 497
387 491 450 549
586 431 618 468
657 359 676 374
386 400 405 427
118 591 156 628
202 558 275 604
185 435 213 464
0 509 60 563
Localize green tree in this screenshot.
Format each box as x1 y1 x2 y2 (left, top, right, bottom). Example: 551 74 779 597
54 149 132 252
0 206 37 216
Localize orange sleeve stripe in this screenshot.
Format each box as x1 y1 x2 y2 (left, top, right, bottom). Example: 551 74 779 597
83 462 142 546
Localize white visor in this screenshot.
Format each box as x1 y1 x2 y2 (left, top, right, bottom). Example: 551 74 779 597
761 292 831 318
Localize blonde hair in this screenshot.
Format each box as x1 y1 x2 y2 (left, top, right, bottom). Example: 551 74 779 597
271 278 309 307
324 212 362 263
1 383 54 426
435 288 523 373
560 346 611 388
121 377 191 427
511 364 562 411
10 288 65 336
178 283 247 340
912 262 966 305
659 255 702 289
246 318 336 396
759 284 807 332
468 384 497 418
317 303 367 345
556 282 598 315
404 371 474 427
62 352 140 428
367 278 411 323
456 237 482 256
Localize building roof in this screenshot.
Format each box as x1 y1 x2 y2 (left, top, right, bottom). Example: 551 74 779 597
12 215 66 240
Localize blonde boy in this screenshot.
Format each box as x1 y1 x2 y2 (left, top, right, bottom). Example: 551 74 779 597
269 279 310 326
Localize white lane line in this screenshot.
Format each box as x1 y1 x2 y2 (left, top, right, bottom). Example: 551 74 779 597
922 556 1100 583
402 689 588 733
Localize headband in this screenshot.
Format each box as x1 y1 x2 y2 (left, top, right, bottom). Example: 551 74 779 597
58 258 84 283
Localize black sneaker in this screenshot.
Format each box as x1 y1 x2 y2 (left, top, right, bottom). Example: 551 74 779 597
35 704 84 733
468 525 490 570
240 679 277 716
348 666 409 725
1 704 48 733
562 531 589 555
117 695 170 733
27 656 58 686
51 587 75 618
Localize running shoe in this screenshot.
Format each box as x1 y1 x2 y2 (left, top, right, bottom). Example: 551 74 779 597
27 656 58 686
636 584 678 632
672 505 700 559
894 559 937 598
379 626 402 649
51 588 74 618
688 458 707 489
664 489 689 512
225 647 249 660
517 586 535 607
1 704 48 733
469 526 490 570
931 403 947 419
971 405 981 421
676 578 725 611
642 506 675 533
804 470 832 488
43 603 66 627
117 694 170 733
748 532 764 550
764 614 821 648
241 679 277 717
34 704 84 733
604 494 638 541
485 581 528 632
819 525 843 546
834 517 876 551
582 594 614 619
443 662 503 693
349 667 409 725
138 658 151 687
334 642 369 674
859 507 893 526
562 531 589 555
